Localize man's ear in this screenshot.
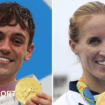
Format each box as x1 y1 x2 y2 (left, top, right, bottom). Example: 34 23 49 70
69 39 78 55
24 43 34 61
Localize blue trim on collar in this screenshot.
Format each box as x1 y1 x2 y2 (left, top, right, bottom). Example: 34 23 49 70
78 103 84 105
69 81 79 92
69 81 99 95
19 102 21 105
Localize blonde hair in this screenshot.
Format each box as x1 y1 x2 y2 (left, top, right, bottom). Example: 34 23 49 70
69 1 105 43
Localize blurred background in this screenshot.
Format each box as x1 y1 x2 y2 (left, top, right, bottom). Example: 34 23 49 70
53 0 105 102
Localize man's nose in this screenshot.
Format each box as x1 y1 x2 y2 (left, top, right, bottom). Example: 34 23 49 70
99 50 105 56
0 39 11 55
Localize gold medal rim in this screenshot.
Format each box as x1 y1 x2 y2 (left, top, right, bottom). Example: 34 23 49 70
96 92 105 105
15 77 43 104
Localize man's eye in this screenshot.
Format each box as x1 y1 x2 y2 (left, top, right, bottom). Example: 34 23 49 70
0 37 3 41
89 37 101 46
15 40 21 43
13 39 22 45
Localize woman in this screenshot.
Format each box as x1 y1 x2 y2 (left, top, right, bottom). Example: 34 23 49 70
53 1 105 105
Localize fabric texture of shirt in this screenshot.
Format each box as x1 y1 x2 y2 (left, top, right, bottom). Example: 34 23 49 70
53 81 99 105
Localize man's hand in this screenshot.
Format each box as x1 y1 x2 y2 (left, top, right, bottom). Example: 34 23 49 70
26 93 52 105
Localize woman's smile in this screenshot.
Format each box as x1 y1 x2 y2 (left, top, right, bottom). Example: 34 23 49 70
75 14 105 80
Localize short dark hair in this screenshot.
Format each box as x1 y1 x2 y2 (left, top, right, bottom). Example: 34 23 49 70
0 2 35 46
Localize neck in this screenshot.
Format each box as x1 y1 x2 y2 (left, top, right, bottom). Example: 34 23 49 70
83 68 105 93
0 74 16 86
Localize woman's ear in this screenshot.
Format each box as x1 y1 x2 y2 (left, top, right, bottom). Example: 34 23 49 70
69 39 78 55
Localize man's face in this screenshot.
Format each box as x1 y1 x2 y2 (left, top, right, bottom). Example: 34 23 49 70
0 21 34 78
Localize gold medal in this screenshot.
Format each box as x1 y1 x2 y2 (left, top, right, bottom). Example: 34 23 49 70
96 92 105 105
15 77 42 104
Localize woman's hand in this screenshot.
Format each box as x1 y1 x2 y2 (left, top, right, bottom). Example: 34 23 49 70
26 93 52 105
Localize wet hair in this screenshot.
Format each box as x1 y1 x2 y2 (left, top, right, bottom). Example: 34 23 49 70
69 1 105 43
0 2 35 46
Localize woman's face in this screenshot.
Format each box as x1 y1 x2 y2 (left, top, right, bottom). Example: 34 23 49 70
76 14 105 80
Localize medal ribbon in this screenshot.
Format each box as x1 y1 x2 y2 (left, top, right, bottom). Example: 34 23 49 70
77 76 98 105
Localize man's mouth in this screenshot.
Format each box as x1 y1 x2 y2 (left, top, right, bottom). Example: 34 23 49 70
0 57 13 62
95 61 105 66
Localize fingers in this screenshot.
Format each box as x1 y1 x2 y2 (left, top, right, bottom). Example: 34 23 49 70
31 97 51 105
37 93 52 101
26 100 37 105
26 93 52 105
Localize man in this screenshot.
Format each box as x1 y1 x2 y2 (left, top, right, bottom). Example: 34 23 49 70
0 2 52 105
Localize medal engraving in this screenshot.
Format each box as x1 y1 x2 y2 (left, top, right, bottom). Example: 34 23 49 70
15 78 42 104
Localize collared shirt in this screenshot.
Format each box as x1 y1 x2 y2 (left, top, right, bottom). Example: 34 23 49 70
53 81 99 105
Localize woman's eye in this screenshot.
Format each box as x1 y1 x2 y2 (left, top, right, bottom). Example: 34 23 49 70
89 37 101 46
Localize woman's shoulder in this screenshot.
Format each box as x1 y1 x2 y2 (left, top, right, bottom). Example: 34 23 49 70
53 90 86 105
53 80 89 105
53 91 71 105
